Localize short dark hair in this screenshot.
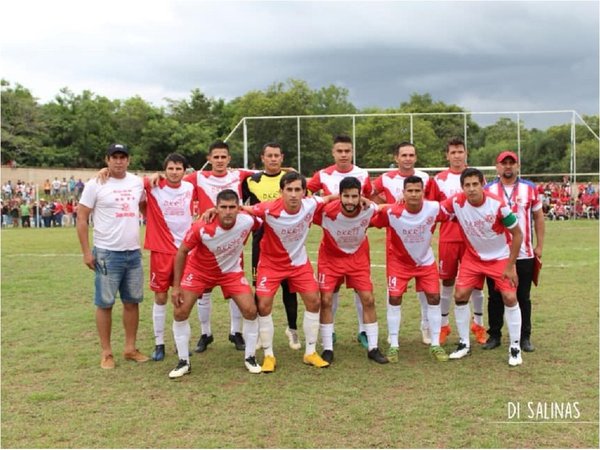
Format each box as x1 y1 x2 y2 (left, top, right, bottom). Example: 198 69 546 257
403 175 424 189
333 135 353 145
163 153 188 170
216 189 239 204
460 167 484 186
261 142 282 156
446 137 466 152
209 140 229 154
280 171 306 190
394 141 416 156
339 176 361 193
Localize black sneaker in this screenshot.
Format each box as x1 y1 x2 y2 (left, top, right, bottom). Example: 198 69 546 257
368 347 389 364
482 336 501 350
169 359 191 379
228 332 245 351
194 334 214 353
151 344 165 361
521 338 535 352
321 349 334 364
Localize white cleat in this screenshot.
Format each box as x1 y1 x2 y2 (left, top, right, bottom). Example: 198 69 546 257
421 327 432 345
449 343 471 360
508 347 523 367
169 359 191 379
244 356 262 374
285 327 301 350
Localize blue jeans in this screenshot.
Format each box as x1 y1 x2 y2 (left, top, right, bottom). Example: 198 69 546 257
93 248 143 308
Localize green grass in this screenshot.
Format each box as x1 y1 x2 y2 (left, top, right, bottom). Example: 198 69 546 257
1 220 598 448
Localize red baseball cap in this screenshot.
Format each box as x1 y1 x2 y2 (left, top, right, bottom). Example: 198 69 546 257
496 151 518 163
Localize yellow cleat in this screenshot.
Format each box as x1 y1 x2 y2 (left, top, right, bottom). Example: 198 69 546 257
303 352 330 368
261 355 276 373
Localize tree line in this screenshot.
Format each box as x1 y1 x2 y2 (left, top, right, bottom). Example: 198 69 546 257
1 79 598 178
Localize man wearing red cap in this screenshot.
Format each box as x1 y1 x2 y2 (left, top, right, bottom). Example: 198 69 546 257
483 151 545 352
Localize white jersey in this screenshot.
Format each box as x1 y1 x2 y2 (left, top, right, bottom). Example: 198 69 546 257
252 196 324 268
79 173 144 251
441 191 518 261
307 164 373 196
373 169 430 203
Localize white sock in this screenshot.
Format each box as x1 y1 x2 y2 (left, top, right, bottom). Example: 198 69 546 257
197 293 212 336
427 304 442 346
172 319 191 362
364 322 379 351
243 317 259 359
387 303 401 348
331 292 339 333
320 323 334 351
505 304 522 349
471 289 484 326
229 299 243 334
303 311 320 355
152 303 167 345
258 314 274 357
354 292 365 333
440 285 453 327
454 303 471 347
417 292 429 330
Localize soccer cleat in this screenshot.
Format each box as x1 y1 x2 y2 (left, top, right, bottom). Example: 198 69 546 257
448 342 471 360
482 336 501 350
151 344 165 361
123 349 150 363
386 346 399 363
100 353 115 369
471 323 487 345
439 325 452 345
430 345 449 362
321 349 334 364
261 355 277 373
508 347 523 366
368 348 389 364
421 327 432 345
169 359 191 379
357 331 369 349
521 338 535 352
285 327 301 350
194 334 214 353
244 356 262 374
228 332 245 351
303 352 330 368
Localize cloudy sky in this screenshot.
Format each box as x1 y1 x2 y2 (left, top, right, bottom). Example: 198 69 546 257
1 0 598 128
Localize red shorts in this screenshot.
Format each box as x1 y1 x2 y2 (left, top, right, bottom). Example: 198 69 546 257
255 261 318 297
317 251 372 292
387 262 440 297
456 253 517 293
438 241 467 280
180 270 252 299
149 252 175 292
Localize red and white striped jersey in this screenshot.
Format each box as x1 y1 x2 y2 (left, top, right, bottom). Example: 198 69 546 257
313 201 377 258
441 191 518 261
143 178 195 254
251 196 324 268
373 169 431 203
371 200 446 267
184 169 254 214
182 213 260 275
484 178 542 259
307 164 373 196
430 168 465 243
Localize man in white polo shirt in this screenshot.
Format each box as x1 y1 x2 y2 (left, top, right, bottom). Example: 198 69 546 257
77 143 149 369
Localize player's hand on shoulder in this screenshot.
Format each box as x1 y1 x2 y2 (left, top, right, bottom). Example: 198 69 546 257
96 168 109 184
149 172 164 187
200 207 217 223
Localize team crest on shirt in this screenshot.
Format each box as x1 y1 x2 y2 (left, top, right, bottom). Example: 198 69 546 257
426 216 434 225
304 213 313 223
485 214 495 223
240 276 249 285
360 218 369 227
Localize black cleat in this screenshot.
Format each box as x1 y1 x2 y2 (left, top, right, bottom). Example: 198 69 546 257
368 347 389 364
151 344 165 361
321 349 334 364
482 336 501 350
521 338 535 352
194 334 214 353
228 332 245 351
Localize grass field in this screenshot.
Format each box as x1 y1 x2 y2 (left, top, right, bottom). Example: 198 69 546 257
1 220 598 448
